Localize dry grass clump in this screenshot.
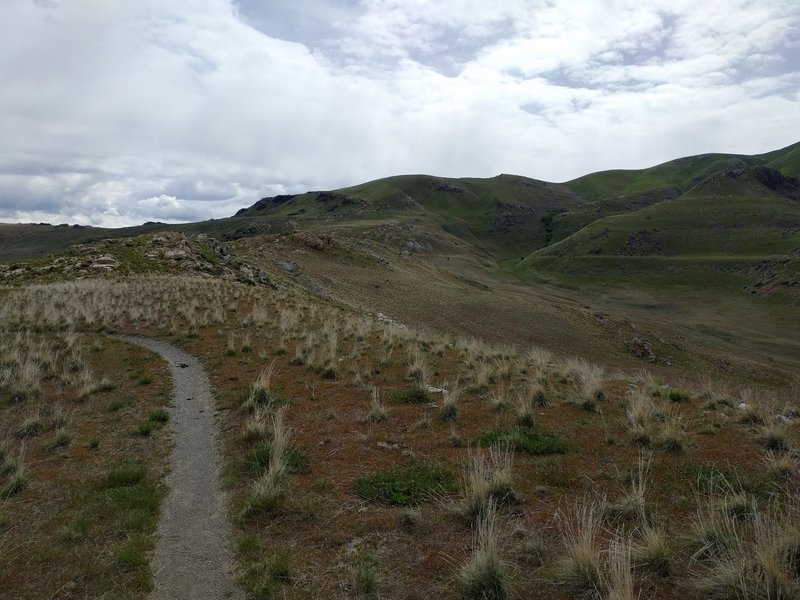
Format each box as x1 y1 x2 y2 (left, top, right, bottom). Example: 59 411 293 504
1 445 29 498
525 379 550 408
605 537 635 600
576 360 606 411
737 389 768 425
690 488 746 559
244 407 271 441
605 453 652 524
458 446 516 520
247 407 291 514
484 383 510 413
440 382 460 422
625 390 687 453
763 451 797 481
406 344 428 383
368 387 387 423
692 504 800 599
632 523 671 577
458 500 511 600
514 393 535 429
757 419 791 452
525 346 552 372
242 361 278 412
555 500 605 599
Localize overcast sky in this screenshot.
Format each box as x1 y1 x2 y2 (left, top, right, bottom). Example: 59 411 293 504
1 0 798 227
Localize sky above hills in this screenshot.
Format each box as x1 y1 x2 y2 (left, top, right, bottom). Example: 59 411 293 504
1 0 798 227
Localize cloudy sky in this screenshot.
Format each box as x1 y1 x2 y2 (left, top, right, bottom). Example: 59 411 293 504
1 0 798 227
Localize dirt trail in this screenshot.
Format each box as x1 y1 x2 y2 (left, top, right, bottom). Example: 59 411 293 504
120 337 241 600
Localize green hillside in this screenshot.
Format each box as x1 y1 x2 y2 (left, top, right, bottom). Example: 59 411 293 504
564 140 800 200
234 174 585 258
534 167 800 259
2 141 799 265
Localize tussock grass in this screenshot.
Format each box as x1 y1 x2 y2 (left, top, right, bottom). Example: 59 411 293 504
763 451 797 481
45 428 71 450
514 393 536 428
246 406 292 514
758 420 790 452
458 500 511 600
605 537 635 600
574 359 606 410
555 500 605 599
606 453 652 524
458 446 516 520
368 386 387 422
1 446 28 498
243 360 281 412
632 524 671 577
440 381 461 422
692 506 800 599
484 383 510 412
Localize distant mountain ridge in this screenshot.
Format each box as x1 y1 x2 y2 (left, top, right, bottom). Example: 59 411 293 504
1 140 798 263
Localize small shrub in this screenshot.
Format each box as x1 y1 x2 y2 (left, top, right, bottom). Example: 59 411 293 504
266 551 293 584
148 409 169 423
388 387 431 404
354 462 455 505
107 398 129 412
475 428 569 456
137 375 152 386
668 389 691 403
135 421 154 436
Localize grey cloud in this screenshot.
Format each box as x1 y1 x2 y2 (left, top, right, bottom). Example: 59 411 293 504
0 0 798 227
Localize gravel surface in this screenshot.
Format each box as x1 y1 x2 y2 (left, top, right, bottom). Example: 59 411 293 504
119 337 241 600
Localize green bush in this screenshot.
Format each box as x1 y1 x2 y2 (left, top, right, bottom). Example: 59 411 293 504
354 462 455 505
474 428 569 455
388 387 431 404
245 443 309 475
668 390 691 403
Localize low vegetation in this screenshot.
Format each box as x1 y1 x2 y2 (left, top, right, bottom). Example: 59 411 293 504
0 260 797 598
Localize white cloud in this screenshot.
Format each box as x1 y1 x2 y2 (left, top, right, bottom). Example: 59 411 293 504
0 0 798 227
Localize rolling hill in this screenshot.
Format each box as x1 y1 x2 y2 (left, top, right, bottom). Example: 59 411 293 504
1 141 799 383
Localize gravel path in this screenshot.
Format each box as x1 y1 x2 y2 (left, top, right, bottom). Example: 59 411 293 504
119 337 241 600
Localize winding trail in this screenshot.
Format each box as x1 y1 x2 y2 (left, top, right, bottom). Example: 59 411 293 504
119 337 241 600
